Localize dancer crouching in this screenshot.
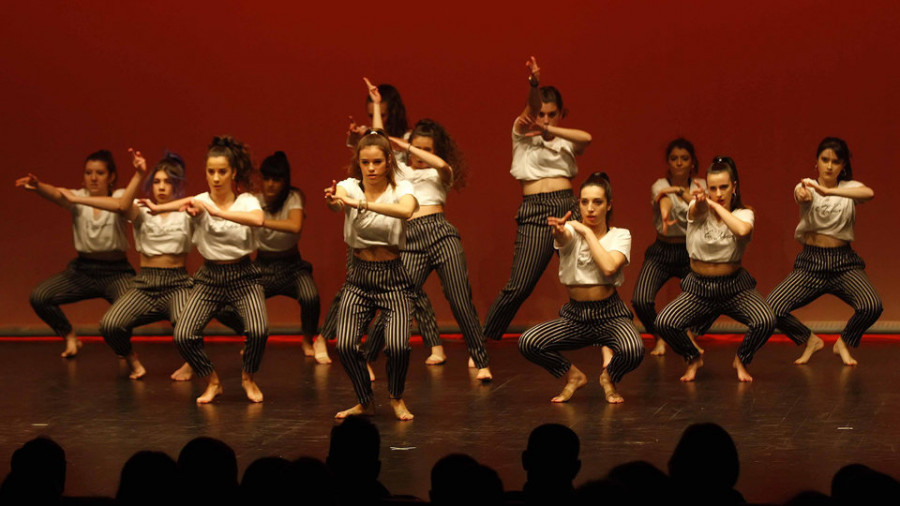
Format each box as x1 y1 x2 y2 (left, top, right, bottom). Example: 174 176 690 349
519 172 643 403
655 156 775 382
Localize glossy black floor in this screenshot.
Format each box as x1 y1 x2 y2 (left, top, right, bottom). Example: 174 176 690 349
1 336 898 504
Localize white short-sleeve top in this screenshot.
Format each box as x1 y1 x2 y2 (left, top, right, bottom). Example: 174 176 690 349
555 224 631 287
71 188 130 253
651 178 708 237
686 202 754 263
191 192 261 261
793 180 864 243
509 119 578 181
338 178 417 249
132 206 192 256
395 161 449 206
256 190 303 252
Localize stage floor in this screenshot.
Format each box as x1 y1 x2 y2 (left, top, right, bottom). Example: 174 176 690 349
1 336 898 504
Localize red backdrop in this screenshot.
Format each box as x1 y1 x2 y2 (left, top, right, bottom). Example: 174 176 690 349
2 1 897 334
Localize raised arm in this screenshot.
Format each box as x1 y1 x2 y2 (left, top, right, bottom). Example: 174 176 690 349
707 200 753 238
803 178 874 202
364 78 384 132
524 56 542 118
390 136 453 185
324 180 347 213
15 173 74 211
568 221 627 277
548 211 573 248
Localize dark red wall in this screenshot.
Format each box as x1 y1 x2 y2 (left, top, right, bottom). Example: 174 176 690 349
2 1 897 333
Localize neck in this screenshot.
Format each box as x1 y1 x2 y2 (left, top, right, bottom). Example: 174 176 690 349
364 178 389 194
818 177 838 188
210 188 235 206
670 174 690 186
586 220 608 236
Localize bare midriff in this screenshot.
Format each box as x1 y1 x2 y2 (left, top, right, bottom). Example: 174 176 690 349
79 251 127 262
521 177 572 195
354 246 400 262
140 253 187 269
411 204 444 220
802 232 848 248
690 259 742 277
567 284 616 302
656 233 686 244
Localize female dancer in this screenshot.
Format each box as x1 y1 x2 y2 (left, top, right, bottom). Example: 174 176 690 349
484 56 592 340
255 151 330 364
144 136 267 403
365 118 493 380
632 138 709 356
60 150 195 379
16 150 135 358
519 172 643 403
656 156 776 382
325 97 419 420
766 137 881 366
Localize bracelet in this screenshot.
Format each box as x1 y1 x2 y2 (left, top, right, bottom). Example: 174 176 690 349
528 75 539 88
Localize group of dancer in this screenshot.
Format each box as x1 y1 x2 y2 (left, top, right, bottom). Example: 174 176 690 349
15 58 883 420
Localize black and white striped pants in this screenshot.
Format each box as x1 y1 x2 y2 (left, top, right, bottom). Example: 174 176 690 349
336 258 413 405
518 292 644 384
631 239 715 337
30 257 135 337
656 269 775 364
256 253 321 338
100 267 193 357
766 245 882 348
174 259 268 377
365 213 490 368
484 189 579 340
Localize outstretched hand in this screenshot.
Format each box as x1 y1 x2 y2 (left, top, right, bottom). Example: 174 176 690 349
363 77 381 104
128 148 148 174
15 173 40 191
660 207 678 234
526 56 541 85
547 210 572 234
795 180 813 202
347 115 368 137
324 180 343 208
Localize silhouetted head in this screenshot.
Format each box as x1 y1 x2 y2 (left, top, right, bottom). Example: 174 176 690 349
669 423 739 490
240 456 290 505
832 463 900 505
116 450 177 506
0 437 67 504
327 415 381 481
177 437 238 502
522 424 581 484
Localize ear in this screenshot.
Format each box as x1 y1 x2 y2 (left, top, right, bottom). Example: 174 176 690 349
561 107 569 119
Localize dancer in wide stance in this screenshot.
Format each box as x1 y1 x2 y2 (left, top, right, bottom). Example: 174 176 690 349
655 156 776 382
631 138 710 356
519 172 643 403
326 83 419 420
766 137 881 366
16 150 134 358
484 56 592 341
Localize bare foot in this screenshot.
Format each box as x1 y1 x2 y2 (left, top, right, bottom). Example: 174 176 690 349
650 339 667 356
241 372 264 403
367 362 376 382
196 381 223 404
733 356 753 382
833 337 858 366
794 333 824 365
476 367 493 382
551 366 588 403
300 336 315 357
425 345 446 365
468 357 475 369
170 362 193 381
60 335 82 358
601 346 614 369
390 398 415 421
125 352 146 380
680 358 704 382
335 402 375 419
312 336 332 364
688 330 705 354
599 370 624 403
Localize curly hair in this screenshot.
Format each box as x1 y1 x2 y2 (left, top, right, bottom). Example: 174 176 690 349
207 135 255 192
408 119 468 190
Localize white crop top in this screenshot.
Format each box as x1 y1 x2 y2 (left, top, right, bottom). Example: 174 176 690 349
652 178 708 237
191 192 261 261
395 161 449 206
338 178 417 249
555 224 631 287
686 202 754 263
793 180 864 243
256 190 303 252
71 188 130 253
132 206 192 256
509 119 578 181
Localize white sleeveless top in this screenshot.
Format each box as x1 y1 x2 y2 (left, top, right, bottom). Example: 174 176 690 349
132 206 192 256
686 202 754 263
793 180 864 243
338 178 417 249
509 119 578 181
70 188 130 253
395 161 449 206
191 192 260 261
